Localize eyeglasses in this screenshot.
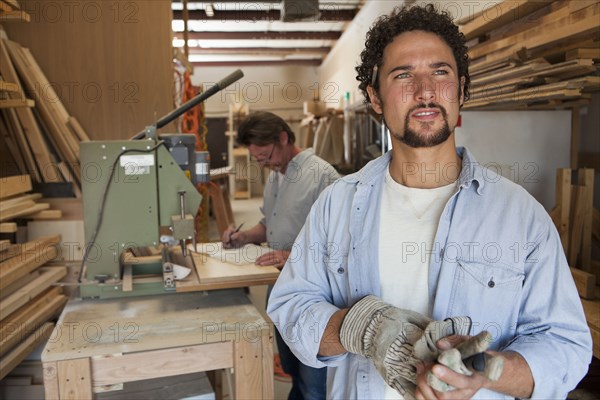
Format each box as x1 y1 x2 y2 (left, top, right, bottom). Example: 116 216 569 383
250 143 276 164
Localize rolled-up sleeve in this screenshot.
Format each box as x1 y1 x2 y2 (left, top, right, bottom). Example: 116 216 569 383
267 186 348 368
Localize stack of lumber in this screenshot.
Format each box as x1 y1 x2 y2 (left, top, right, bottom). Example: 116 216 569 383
459 0 600 110
550 168 598 299
0 26 89 193
0 234 67 380
0 175 63 228
0 0 29 22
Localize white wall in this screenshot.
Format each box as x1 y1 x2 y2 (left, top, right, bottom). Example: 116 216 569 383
191 65 319 121
456 111 571 210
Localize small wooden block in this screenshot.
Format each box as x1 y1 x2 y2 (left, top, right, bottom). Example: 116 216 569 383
570 267 596 300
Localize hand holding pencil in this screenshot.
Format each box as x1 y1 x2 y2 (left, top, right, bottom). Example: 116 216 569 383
222 222 245 249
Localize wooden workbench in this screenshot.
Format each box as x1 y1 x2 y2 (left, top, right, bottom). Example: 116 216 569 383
41 289 274 399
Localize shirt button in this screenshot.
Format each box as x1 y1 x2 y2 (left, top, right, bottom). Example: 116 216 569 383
488 279 495 288
273 212 276 216
337 267 344 274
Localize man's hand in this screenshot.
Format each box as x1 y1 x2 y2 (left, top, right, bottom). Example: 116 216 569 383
416 335 531 400
255 250 290 269
221 224 246 248
415 359 487 400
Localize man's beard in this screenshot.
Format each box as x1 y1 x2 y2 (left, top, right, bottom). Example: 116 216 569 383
390 103 452 148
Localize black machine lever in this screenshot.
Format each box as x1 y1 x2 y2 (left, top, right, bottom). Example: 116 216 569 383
131 69 244 140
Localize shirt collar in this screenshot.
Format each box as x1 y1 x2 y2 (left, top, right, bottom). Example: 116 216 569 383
345 146 486 195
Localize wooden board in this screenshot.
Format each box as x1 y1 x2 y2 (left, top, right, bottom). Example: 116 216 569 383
0 234 60 290
459 0 551 40
0 323 54 381
570 267 596 300
0 288 67 357
0 266 67 321
0 174 31 199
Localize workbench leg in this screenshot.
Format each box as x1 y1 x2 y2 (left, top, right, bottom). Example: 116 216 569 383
234 338 263 399
261 331 274 399
43 362 60 400
57 358 93 400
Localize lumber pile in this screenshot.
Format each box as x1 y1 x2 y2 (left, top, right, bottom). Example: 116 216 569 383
0 0 29 23
460 0 600 110
0 234 67 380
0 27 89 194
550 168 598 299
0 175 63 224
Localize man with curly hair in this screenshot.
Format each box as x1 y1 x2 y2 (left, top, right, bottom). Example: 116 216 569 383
268 3 591 399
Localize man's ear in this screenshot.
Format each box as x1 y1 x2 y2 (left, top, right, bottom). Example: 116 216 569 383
367 85 383 114
279 130 289 145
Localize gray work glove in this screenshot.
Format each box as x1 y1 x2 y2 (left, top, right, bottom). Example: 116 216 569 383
339 295 472 400
426 331 504 392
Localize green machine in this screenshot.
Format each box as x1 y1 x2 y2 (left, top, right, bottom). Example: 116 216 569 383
78 70 243 299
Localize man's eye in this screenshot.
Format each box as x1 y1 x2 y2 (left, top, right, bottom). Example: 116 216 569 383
434 69 449 75
394 72 410 79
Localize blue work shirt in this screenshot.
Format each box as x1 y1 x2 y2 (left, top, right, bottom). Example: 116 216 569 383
267 147 592 399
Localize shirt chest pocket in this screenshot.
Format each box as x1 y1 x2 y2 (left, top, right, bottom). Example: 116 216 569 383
448 259 524 341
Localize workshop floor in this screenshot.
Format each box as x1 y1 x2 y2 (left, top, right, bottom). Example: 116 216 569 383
226 197 293 400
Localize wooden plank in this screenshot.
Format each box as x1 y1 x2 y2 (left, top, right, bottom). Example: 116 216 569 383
0 42 55 183
0 80 18 92
0 111 28 176
473 3 600 66
1 0 21 10
0 193 41 208
90 342 233 387
0 98 34 108
0 288 67 356
556 168 571 252
593 208 600 244
580 169 594 272
0 270 39 299
569 267 596 299
0 174 31 199
0 286 63 334
0 234 60 263
571 107 580 171
0 266 67 321
0 234 60 290
470 58 550 87
0 222 17 233
460 0 550 40
566 47 600 61
43 361 60 400
0 11 30 22
3 40 80 180
0 199 35 217
1 108 42 182
261 330 274 399
0 202 49 222
27 209 62 220
569 184 586 267
234 338 262 399
57 358 93 400
0 323 54 381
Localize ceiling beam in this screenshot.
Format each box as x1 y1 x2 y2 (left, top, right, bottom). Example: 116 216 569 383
188 47 331 55
172 9 356 22
175 31 341 40
192 59 322 67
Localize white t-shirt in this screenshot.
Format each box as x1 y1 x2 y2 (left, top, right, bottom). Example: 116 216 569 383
379 167 457 399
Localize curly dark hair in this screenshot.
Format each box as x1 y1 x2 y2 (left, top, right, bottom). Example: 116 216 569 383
356 3 470 104
237 111 296 146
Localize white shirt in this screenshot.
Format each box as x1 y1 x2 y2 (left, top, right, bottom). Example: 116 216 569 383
379 167 457 399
